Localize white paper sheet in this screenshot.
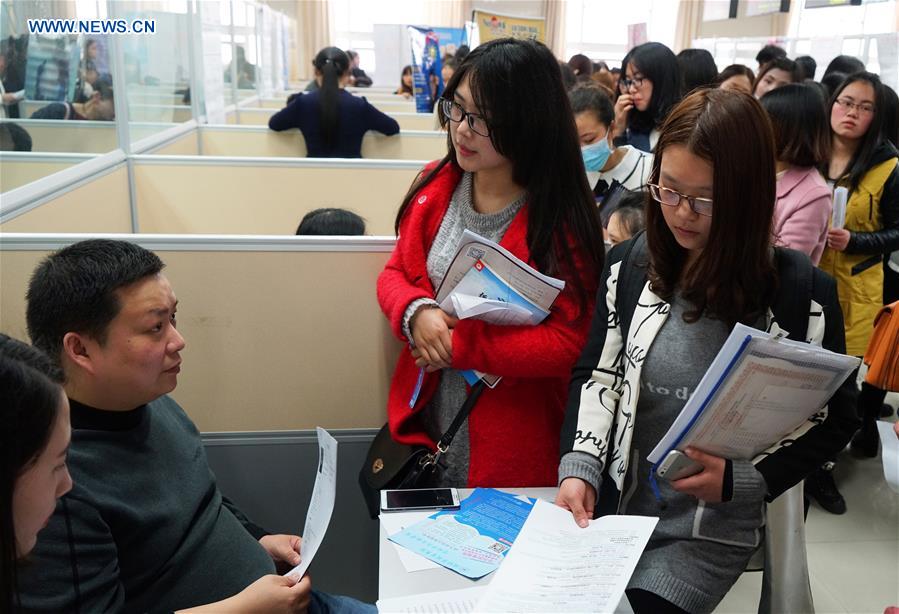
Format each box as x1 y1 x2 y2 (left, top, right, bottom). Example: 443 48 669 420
474 500 657 613
832 186 848 229
380 512 441 572
377 587 487 613
877 421 899 494
284 427 337 578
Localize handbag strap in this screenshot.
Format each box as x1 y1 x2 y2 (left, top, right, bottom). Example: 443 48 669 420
434 380 487 456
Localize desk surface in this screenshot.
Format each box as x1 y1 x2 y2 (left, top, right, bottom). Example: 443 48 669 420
377 487 557 600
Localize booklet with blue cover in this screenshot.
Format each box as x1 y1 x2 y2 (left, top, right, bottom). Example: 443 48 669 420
388 488 537 579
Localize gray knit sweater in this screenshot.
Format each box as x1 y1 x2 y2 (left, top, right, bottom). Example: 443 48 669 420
403 172 525 486
15 395 276 613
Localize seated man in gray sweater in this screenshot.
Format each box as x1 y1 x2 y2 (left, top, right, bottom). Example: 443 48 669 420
17 239 373 614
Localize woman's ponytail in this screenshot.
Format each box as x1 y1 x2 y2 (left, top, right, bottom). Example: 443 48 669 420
313 47 350 153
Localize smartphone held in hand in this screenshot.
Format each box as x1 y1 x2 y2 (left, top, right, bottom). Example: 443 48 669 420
655 450 704 481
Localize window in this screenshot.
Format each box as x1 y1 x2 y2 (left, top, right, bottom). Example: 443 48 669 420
564 0 678 67
332 0 428 73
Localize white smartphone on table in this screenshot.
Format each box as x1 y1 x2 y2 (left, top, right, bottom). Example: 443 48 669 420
655 450 704 481
380 487 461 513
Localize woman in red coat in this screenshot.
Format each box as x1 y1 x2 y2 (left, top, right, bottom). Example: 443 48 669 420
377 38 605 488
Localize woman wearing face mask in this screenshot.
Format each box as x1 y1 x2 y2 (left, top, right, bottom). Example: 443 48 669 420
557 88 857 614
612 42 682 153
570 85 653 201
377 38 604 488
809 73 899 513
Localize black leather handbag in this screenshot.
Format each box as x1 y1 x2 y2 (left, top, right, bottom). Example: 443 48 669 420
358 381 485 518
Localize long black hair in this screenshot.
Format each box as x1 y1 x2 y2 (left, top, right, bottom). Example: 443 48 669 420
0 334 65 613
394 37 604 315
313 47 350 153
619 42 682 134
825 71 890 192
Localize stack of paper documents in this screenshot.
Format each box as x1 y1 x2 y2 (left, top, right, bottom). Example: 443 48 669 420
648 323 860 466
389 488 536 579
434 230 565 387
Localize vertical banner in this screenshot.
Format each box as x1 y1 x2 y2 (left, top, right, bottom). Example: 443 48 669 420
408 26 443 114
472 10 545 45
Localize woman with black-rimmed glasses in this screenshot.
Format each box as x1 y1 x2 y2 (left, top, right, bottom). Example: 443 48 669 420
611 42 682 153
808 72 899 514
377 37 604 489
557 88 857 614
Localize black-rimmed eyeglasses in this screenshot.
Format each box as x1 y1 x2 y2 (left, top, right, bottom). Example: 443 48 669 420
440 98 490 137
619 75 647 93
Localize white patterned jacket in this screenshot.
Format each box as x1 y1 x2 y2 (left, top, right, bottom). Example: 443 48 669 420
559 240 860 515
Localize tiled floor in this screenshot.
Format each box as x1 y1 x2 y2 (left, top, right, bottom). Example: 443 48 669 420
715 399 899 614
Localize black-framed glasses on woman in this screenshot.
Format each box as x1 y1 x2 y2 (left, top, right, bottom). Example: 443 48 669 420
619 75 647 93
647 183 714 217
440 98 490 137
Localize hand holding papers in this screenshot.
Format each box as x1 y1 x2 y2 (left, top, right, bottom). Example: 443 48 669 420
648 323 860 467
284 427 337 579
434 230 565 387
474 500 657 613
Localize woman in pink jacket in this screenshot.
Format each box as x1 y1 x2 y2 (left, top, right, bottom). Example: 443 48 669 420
760 83 833 264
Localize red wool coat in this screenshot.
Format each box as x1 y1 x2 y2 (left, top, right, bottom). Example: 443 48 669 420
377 162 598 487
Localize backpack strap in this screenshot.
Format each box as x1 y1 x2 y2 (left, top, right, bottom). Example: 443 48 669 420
615 230 649 340
771 247 813 342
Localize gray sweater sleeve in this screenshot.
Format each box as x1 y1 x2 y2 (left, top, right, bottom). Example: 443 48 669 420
16 493 126 613
558 450 604 496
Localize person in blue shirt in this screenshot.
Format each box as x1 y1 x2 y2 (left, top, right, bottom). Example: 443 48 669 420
269 47 399 158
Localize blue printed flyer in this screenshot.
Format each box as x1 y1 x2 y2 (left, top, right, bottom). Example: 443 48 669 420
388 488 536 579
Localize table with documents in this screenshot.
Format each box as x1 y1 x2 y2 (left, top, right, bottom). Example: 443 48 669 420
377 487 646 614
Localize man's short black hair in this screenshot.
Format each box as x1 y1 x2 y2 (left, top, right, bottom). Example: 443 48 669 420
756 44 787 65
296 208 365 235
26 239 164 364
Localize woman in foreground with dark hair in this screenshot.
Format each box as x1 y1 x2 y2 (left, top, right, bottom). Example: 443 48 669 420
377 37 604 488
269 47 399 158
612 41 682 152
1 334 71 613
557 89 857 613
